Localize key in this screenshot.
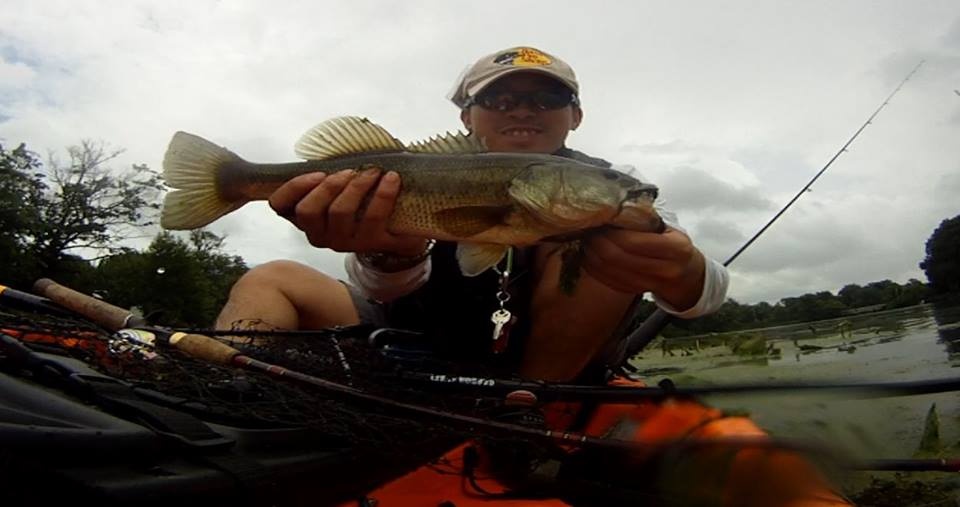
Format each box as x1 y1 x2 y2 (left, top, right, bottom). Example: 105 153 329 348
491 308 513 353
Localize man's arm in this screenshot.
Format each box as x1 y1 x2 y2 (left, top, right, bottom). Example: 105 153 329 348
521 227 726 382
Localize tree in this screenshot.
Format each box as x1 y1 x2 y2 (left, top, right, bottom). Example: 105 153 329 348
920 215 960 294
96 231 248 327
0 143 47 288
0 141 164 290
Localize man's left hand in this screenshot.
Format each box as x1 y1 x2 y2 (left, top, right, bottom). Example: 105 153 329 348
582 227 706 310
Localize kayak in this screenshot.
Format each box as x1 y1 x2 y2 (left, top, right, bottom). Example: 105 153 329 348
345 377 852 506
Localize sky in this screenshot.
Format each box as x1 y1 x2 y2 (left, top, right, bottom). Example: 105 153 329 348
1 1 958 304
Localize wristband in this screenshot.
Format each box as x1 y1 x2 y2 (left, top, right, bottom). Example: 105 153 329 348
357 239 436 273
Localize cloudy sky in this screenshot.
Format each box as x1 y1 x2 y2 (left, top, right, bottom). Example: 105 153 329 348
1 1 958 304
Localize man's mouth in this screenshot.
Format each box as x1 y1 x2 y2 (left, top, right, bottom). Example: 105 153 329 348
500 126 543 137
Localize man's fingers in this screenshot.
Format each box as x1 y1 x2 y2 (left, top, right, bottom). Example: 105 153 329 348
326 168 382 239
357 171 401 230
601 228 691 260
583 240 676 286
582 262 645 294
292 170 357 241
269 172 326 218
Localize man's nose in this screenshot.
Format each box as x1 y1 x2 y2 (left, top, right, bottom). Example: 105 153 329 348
507 104 536 119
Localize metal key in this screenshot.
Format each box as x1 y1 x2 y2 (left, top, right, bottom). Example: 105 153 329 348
491 308 512 345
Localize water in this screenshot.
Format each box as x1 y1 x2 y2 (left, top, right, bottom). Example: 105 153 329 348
631 303 960 493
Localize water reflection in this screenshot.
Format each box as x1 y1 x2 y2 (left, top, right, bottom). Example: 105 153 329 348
631 303 960 498
633 304 960 381
932 302 960 356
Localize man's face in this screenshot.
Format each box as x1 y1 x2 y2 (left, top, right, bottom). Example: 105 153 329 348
460 72 583 154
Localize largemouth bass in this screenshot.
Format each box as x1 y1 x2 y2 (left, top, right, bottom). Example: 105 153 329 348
162 116 663 276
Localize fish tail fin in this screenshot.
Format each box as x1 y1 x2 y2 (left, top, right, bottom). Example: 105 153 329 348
161 131 246 230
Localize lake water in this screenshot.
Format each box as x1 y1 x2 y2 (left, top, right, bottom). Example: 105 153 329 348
630 303 960 497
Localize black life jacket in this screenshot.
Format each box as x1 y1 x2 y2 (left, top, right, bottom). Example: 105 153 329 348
382 148 613 374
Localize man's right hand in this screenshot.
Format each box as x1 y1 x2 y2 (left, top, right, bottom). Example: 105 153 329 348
269 168 428 256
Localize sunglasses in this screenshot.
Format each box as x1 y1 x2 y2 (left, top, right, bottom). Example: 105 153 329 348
465 89 579 112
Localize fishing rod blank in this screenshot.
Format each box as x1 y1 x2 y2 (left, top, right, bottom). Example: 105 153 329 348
614 60 926 366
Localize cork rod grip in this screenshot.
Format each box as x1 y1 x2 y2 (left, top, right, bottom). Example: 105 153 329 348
169 332 241 365
33 278 143 330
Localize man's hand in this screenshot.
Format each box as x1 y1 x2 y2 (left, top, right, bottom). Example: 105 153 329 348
583 227 706 311
269 168 427 255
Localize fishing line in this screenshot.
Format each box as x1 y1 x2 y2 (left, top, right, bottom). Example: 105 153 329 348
616 60 927 364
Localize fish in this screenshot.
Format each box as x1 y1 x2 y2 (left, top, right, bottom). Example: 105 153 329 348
161 116 664 277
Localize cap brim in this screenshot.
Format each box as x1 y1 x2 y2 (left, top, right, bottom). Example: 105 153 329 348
466 67 578 100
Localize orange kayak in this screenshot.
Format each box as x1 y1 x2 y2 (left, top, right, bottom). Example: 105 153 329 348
342 377 852 507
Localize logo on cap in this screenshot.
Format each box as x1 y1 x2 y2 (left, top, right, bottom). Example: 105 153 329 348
492 47 552 67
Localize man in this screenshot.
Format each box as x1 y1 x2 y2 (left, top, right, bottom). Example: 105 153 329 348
216 46 728 382
217 47 853 506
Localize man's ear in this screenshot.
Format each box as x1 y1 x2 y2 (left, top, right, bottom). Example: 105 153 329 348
460 109 472 131
571 106 583 131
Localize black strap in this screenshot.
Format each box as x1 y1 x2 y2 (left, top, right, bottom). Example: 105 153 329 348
2 334 277 493
71 374 234 448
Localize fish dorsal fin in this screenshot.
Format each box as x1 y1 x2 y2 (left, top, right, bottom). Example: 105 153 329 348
295 116 406 160
407 131 486 154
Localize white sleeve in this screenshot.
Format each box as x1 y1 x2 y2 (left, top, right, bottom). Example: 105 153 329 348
344 253 431 303
652 257 729 319
614 163 730 319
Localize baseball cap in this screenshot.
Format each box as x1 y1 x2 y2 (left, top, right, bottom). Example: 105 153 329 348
448 46 579 109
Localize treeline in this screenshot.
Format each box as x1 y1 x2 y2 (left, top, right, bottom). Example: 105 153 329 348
1 142 247 327
644 211 960 337
652 278 931 337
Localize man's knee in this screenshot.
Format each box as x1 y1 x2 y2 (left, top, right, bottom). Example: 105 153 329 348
232 260 329 293
220 260 358 329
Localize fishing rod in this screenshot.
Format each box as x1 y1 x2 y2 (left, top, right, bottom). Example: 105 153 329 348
613 60 927 367
390 369 960 402
8 286 960 403
12 280 960 473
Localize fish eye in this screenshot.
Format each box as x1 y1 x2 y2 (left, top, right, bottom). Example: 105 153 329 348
602 170 620 180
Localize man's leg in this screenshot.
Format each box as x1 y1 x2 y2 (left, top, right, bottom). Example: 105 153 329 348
216 260 361 331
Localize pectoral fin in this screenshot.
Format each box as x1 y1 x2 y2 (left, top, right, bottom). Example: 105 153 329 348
559 240 587 295
457 243 509 277
433 206 510 238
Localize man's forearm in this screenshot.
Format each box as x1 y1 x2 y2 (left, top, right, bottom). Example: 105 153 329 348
653 256 729 318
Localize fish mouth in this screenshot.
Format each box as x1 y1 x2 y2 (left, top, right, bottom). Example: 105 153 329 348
499 125 544 138
626 185 659 201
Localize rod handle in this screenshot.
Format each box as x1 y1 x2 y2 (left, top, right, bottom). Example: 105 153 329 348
169 332 241 365
33 278 144 330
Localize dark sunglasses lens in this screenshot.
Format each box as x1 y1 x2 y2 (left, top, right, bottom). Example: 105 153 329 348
532 90 573 109
476 90 575 111
478 92 518 111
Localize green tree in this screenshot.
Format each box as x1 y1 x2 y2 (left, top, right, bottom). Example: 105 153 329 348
0 141 164 291
891 279 930 307
920 215 960 294
0 143 46 288
96 231 248 327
